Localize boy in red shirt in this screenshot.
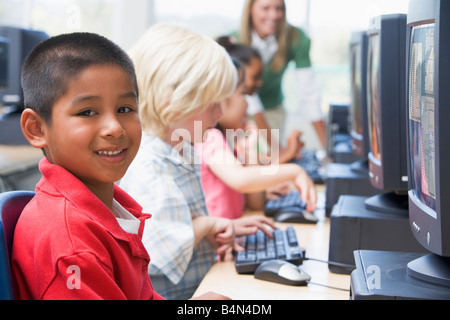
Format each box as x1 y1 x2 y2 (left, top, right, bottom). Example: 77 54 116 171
10 32 164 300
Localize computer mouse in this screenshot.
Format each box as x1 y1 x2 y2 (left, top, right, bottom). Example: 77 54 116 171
254 260 311 286
274 208 318 224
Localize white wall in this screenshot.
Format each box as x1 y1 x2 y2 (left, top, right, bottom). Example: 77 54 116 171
112 0 154 50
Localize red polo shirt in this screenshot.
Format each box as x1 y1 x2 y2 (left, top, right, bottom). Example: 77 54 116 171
11 158 164 300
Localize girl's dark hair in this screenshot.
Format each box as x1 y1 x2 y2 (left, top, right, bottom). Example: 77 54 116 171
215 56 246 135
21 32 138 123
216 35 261 66
230 56 246 86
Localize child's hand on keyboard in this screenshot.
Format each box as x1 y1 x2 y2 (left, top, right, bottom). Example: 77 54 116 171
232 216 277 238
284 130 304 161
293 168 317 212
206 217 244 259
265 181 291 200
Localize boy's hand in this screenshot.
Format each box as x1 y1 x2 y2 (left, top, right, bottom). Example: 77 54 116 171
207 217 243 259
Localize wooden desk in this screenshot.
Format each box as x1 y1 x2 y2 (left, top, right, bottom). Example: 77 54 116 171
194 191 351 300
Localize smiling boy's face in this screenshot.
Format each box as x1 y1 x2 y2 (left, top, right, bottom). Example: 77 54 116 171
41 64 142 190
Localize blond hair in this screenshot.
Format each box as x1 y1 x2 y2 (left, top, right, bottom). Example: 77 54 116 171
129 23 237 138
239 0 297 72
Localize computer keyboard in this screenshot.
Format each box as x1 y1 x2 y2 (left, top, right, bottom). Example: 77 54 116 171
234 226 305 274
264 190 318 224
292 150 326 184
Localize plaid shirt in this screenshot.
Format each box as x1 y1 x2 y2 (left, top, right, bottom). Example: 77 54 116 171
119 133 216 300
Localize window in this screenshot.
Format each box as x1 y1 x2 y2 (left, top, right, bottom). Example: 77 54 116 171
0 0 153 50
1 0 116 37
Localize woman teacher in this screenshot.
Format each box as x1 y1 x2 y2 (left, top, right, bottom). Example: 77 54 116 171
238 0 326 149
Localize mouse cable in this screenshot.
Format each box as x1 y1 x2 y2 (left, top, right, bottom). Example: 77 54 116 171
304 256 356 269
305 281 350 292
301 258 353 292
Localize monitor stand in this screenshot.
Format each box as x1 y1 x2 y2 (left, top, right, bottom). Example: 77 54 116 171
407 254 450 288
329 140 362 164
325 160 379 216
351 250 450 300
328 195 427 274
364 191 409 216
349 159 369 175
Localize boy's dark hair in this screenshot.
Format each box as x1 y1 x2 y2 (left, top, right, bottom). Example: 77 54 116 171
21 32 138 124
216 36 261 65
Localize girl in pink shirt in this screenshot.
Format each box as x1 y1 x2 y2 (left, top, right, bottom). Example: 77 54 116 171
195 58 317 220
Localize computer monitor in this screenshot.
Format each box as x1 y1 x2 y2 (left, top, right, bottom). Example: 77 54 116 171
0 37 8 90
364 13 409 215
0 26 48 110
406 0 450 287
349 31 370 160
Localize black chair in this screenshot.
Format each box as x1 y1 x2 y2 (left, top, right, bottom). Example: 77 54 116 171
0 191 34 300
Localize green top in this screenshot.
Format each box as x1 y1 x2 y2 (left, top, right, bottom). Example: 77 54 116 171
234 27 312 110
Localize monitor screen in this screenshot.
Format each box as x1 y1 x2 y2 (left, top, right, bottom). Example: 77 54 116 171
406 0 450 258
0 38 8 90
406 0 450 288
349 31 369 158
363 14 408 215
408 23 436 213
366 14 408 193
350 43 363 139
0 27 48 109
367 33 381 163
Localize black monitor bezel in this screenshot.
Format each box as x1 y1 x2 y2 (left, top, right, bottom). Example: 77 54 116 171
0 37 8 90
407 0 450 256
349 31 370 158
0 27 48 109
366 13 408 192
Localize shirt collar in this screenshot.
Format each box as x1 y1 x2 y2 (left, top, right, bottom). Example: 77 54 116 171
37 157 151 241
251 31 278 64
114 199 140 235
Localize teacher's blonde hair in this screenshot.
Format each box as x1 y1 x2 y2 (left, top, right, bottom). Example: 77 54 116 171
129 23 237 138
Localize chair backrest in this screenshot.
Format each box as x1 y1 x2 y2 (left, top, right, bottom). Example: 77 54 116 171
0 191 34 300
